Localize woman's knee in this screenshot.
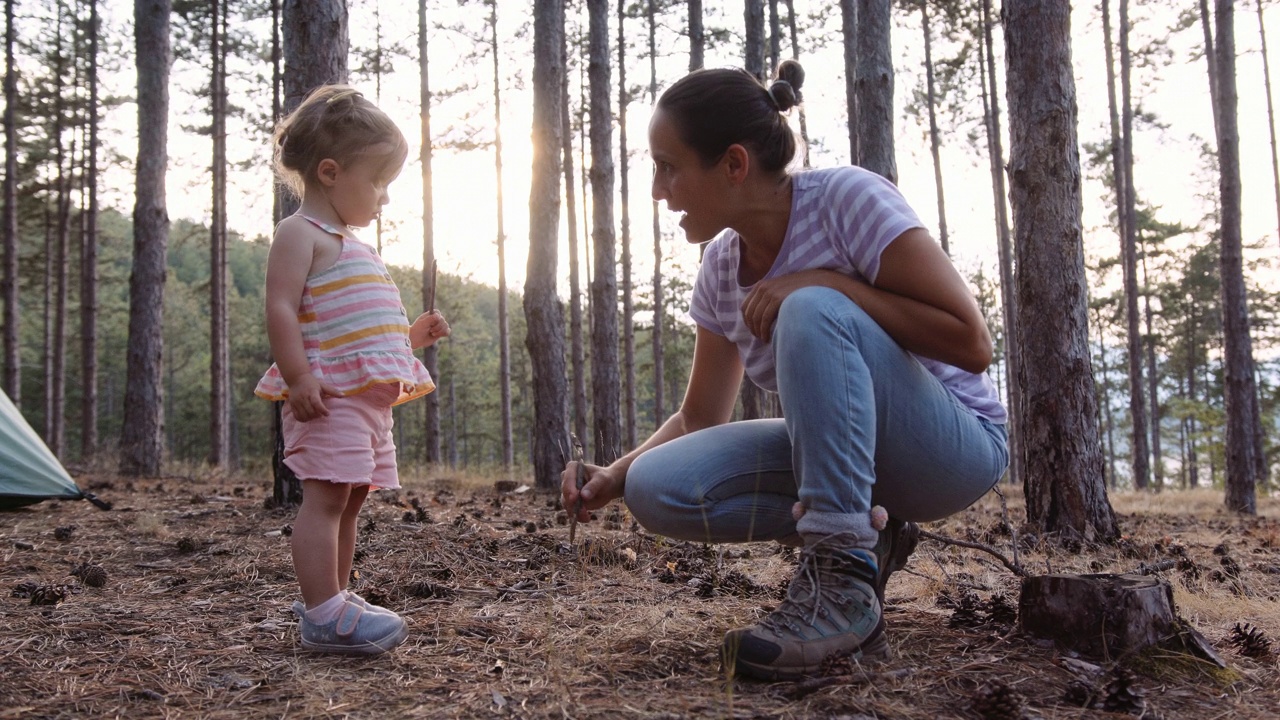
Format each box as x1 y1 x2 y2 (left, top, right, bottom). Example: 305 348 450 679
623 452 674 531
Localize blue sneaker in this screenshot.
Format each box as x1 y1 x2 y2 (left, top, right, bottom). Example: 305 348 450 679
722 539 888 680
292 598 408 655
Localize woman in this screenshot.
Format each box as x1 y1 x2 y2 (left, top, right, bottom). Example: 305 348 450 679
561 61 1008 681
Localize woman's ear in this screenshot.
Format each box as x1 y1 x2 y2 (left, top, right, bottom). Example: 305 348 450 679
316 158 340 187
722 144 750 186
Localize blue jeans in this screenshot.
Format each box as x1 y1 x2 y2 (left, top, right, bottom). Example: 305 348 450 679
626 287 1008 550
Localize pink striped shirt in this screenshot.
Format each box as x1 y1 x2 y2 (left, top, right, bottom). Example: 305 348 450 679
255 215 434 406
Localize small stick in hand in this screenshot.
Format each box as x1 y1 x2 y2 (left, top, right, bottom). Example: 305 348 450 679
425 258 438 313
569 433 585 544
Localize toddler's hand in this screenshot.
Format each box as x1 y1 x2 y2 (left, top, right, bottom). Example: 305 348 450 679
410 310 451 349
286 374 343 422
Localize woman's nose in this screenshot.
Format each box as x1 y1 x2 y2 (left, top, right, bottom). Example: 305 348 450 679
650 175 667 202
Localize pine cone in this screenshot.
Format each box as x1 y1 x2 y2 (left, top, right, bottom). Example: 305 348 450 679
1101 668 1145 715
72 563 108 588
53 525 76 541
984 593 1019 626
971 680 1026 720
1229 622 1274 659
11 581 39 598
948 591 986 629
175 536 199 554
29 584 67 606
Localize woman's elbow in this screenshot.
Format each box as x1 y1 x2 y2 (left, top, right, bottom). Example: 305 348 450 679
958 330 994 375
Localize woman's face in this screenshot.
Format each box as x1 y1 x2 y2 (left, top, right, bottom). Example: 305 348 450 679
648 109 728 244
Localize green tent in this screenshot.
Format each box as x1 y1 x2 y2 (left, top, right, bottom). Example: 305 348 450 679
1 388 109 510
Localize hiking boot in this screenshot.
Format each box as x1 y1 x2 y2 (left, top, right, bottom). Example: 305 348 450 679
873 517 920 602
721 540 888 681
292 598 408 655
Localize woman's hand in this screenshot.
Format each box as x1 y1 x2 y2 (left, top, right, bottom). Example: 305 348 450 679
286 373 344 422
741 268 842 341
561 460 625 523
410 310 451 349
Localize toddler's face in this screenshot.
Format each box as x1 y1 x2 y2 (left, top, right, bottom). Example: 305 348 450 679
329 145 404 228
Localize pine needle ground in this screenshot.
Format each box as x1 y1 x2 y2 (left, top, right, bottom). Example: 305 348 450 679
2 474 1278 719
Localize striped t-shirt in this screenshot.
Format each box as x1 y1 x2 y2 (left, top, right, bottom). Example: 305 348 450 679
689 166 1006 424
255 215 435 406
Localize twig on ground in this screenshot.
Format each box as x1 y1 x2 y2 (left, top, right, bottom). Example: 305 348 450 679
1134 559 1177 575
918 529 1030 578
784 667 914 698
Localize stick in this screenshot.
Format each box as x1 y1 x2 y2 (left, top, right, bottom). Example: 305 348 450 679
569 433 585 544
918 529 1030 578
425 259 438 313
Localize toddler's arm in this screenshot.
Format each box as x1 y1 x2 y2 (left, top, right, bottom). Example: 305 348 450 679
264 221 343 421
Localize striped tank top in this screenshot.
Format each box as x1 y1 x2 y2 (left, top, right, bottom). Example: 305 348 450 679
255 214 435 406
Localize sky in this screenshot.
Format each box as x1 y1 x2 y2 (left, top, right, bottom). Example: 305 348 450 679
87 1 1280 302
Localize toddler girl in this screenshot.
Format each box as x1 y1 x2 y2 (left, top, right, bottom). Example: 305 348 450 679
256 84 450 655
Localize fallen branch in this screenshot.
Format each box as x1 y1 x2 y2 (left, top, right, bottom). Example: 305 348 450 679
918 529 1029 578
785 668 915 698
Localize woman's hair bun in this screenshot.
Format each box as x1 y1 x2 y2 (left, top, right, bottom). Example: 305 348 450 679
770 59 805 111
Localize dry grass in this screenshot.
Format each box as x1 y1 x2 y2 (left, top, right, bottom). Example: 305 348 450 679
2 472 1278 719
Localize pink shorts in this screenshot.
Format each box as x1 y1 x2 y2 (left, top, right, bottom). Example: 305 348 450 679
281 383 401 489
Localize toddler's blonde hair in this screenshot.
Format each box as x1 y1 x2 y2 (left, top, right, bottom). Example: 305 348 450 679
272 85 409 198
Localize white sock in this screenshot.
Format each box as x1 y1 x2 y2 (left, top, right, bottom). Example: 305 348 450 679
303 593 346 625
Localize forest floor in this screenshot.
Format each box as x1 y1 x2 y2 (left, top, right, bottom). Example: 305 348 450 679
2 467 1279 719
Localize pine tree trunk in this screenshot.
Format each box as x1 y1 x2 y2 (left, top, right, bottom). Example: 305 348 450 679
1119 0 1150 490
648 0 665 426
783 0 810 167
80 0 100 459
980 0 1020 489
618 0 636 449
688 0 703 71
1257 0 1280 250
767 0 781 71
840 0 858 163
744 0 765 80
1200 0 1221 138
1215 0 1263 514
1004 0 1118 541
524 0 568 489
920 1 948 255
1141 251 1162 488
273 0 348 503
120 0 172 477
563 21 588 449
1094 306 1118 489
588 0 621 465
210 0 231 468
418 0 441 464
1 0 15 402
488 1 514 469
856 0 895 183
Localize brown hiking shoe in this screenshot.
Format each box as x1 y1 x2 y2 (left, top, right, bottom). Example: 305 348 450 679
721 541 888 681
873 517 920 602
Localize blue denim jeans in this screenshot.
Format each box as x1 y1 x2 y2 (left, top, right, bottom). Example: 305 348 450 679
626 287 1008 550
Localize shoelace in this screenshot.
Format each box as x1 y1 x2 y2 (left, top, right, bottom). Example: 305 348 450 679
763 543 864 631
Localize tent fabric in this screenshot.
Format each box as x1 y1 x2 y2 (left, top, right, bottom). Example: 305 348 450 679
0 388 88 509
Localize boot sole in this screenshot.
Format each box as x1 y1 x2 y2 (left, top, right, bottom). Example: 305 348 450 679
725 626 892 682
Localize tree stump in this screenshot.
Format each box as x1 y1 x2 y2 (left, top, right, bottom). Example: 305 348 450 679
1018 573 1222 665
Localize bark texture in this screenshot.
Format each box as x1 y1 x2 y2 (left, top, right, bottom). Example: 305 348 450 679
855 0 895 182
120 0 172 477
1003 0 1117 540
524 0 569 489
587 0 620 465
